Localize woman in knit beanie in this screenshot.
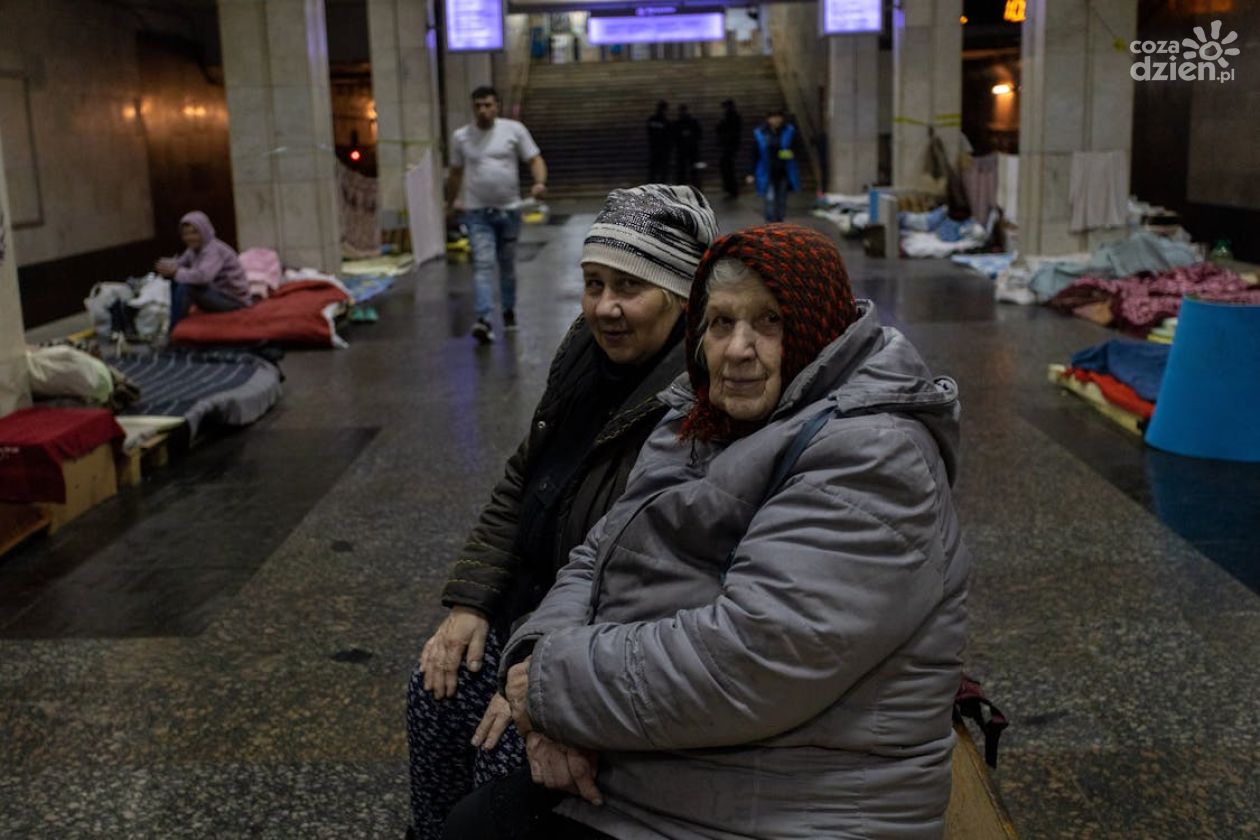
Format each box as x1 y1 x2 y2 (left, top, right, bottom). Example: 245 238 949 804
453 222 969 840
406 184 716 840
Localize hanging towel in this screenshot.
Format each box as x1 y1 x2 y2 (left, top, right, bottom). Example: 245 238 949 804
995 153 1019 223
1069 150 1128 232
962 154 999 223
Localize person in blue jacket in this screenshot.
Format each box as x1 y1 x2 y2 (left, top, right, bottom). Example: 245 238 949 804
747 109 801 222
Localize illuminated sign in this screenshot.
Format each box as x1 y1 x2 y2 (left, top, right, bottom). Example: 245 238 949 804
588 12 725 45
820 0 881 35
1003 0 1026 23
445 0 504 51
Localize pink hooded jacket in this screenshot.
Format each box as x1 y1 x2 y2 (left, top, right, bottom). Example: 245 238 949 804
175 211 252 305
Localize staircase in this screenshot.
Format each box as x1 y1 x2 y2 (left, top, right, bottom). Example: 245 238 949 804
520 56 814 198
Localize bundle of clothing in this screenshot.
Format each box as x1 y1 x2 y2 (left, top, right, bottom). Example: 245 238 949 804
84 274 171 342
1049 261 1260 335
812 193 869 236
898 204 993 259
26 344 141 411
996 231 1200 305
1048 339 1170 436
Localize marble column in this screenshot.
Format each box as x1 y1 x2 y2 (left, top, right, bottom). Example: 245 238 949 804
0 130 31 416
1018 0 1138 255
891 0 962 188
826 33 880 194
443 53 493 155
369 0 442 230
217 0 342 271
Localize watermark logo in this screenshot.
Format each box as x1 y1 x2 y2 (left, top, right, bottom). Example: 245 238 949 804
1130 19 1240 83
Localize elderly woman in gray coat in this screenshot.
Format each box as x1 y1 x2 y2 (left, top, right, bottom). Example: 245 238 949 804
450 223 970 840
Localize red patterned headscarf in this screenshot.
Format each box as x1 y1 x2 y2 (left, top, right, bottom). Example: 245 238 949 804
681 224 859 442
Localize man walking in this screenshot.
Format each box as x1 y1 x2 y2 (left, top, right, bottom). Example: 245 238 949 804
749 108 800 222
716 99 743 199
646 101 672 183
446 86 547 343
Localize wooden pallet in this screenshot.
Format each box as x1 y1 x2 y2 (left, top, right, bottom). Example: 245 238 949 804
0 504 53 558
116 432 172 489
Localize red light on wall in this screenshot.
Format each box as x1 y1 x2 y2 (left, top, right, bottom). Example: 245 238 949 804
349 149 362 162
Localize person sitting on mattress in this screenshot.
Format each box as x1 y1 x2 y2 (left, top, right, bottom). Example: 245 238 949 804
155 211 253 328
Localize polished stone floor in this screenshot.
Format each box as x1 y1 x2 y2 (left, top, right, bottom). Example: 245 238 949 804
2 194 1259 838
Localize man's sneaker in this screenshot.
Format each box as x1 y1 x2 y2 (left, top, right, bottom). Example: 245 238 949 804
503 310 518 331
471 317 494 344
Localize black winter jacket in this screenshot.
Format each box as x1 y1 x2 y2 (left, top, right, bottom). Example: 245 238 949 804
440 316 686 632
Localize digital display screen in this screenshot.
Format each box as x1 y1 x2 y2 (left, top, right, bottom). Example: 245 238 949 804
445 0 504 51
820 0 881 34
588 12 725 45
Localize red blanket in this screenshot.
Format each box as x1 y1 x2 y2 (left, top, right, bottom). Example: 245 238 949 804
171 280 350 347
0 407 124 503
1067 368 1155 420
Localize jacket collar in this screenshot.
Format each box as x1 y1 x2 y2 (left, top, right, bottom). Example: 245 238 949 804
595 335 687 446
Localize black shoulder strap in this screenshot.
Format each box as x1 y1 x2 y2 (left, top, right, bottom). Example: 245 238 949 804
763 405 836 504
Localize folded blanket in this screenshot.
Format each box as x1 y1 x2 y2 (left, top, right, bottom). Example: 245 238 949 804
1069 339 1170 402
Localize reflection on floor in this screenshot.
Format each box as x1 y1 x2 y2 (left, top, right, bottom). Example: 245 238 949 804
0 428 378 639
2 194 1258 837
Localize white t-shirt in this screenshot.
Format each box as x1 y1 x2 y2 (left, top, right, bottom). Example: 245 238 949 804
450 118 542 210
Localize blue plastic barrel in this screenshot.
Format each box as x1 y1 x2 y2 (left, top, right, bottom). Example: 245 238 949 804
1145 296 1260 462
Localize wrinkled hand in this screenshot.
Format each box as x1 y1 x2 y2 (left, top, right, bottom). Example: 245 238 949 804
471 692 513 751
506 657 532 733
419 606 490 700
154 258 178 278
526 731 603 806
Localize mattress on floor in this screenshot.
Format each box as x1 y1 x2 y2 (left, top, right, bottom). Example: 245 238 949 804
171 280 350 348
340 273 396 304
111 350 282 440
951 253 1016 280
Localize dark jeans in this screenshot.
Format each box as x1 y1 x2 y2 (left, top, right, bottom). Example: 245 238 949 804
648 148 671 183
443 767 615 840
763 178 790 222
719 149 739 197
675 151 699 186
170 282 246 328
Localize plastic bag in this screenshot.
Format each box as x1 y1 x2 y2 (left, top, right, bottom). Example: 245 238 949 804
127 274 171 340
84 282 134 341
26 346 114 404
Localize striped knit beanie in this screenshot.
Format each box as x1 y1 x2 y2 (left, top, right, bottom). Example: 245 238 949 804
581 185 719 298
682 223 860 442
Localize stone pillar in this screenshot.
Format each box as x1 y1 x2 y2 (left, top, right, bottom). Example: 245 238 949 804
368 0 442 230
217 0 342 271
0 130 31 416
1018 0 1138 255
443 53 493 157
826 33 879 194
891 0 962 188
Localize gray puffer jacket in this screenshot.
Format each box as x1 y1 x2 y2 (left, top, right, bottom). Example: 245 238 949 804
502 301 970 839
